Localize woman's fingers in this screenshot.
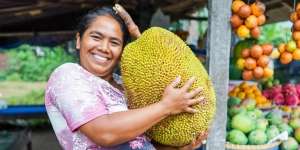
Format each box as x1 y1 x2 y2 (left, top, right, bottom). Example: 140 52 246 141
182 77 196 92
185 87 203 99
113 4 132 25
184 107 197 113
113 4 141 38
187 97 204 105
169 76 181 88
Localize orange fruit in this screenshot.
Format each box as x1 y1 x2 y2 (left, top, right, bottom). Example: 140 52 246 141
237 25 250 38
290 12 298 22
261 43 273 55
251 2 266 17
257 15 266 26
251 26 260 39
293 31 300 41
250 45 263 58
297 3 300 11
280 52 293 64
278 43 286 53
254 66 264 79
239 81 248 89
294 20 300 31
257 55 269 67
297 40 300 48
244 57 257 70
246 93 256 99
245 15 258 29
263 67 273 78
243 70 254 80
238 5 251 18
230 14 243 28
232 0 246 13
293 49 300 60
241 48 250 58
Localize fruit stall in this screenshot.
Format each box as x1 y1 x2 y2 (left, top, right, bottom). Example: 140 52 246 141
223 0 300 150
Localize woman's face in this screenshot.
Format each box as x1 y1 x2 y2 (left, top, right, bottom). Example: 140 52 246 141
76 15 124 80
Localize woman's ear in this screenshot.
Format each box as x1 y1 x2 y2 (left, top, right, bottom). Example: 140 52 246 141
76 33 81 50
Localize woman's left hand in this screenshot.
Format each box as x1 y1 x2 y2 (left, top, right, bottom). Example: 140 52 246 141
113 4 141 39
178 131 208 150
154 130 209 150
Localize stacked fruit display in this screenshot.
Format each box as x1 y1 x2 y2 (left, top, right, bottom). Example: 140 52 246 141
290 4 300 49
236 44 274 80
270 4 300 65
226 97 296 147
280 107 300 150
230 0 266 39
272 42 300 65
229 82 271 108
263 83 300 107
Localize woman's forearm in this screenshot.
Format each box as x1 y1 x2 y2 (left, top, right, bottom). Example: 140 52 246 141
80 101 170 146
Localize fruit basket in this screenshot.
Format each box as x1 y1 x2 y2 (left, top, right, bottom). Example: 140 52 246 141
225 141 281 150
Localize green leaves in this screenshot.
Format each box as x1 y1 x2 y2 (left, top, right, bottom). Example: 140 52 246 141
1 44 76 81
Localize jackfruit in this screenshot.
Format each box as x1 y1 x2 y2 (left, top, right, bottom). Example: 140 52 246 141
120 27 216 146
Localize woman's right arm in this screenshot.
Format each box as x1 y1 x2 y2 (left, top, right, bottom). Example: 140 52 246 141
79 76 203 147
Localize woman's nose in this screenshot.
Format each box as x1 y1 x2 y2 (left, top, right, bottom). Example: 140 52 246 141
97 41 109 52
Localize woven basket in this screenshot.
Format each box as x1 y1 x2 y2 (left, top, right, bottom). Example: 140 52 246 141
225 141 281 150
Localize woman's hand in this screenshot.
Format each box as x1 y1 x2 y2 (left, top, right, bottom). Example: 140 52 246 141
160 76 204 115
154 130 208 150
178 130 208 150
113 4 141 39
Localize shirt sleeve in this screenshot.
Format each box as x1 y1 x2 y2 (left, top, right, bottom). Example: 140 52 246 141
49 64 108 131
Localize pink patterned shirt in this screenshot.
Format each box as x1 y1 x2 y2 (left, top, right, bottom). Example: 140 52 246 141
45 63 155 150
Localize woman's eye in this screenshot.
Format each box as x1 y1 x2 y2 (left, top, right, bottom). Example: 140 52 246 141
91 35 101 40
111 41 121 46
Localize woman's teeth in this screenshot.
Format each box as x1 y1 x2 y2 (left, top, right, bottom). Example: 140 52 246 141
93 54 108 61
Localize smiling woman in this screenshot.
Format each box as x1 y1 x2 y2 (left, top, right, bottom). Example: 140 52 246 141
76 14 125 82
45 5 207 150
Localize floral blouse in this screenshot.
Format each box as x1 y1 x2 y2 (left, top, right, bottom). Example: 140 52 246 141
45 63 155 150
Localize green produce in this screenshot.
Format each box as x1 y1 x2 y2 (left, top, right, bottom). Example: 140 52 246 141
231 113 256 133
227 129 248 145
241 99 256 111
120 27 216 146
289 118 300 129
228 106 246 117
256 118 269 131
280 137 299 150
266 112 282 125
294 128 300 143
253 108 263 118
228 97 242 107
266 125 280 141
277 123 293 136
248 129 268 145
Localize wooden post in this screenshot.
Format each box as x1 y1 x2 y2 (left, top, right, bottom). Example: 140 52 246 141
206 0 232 149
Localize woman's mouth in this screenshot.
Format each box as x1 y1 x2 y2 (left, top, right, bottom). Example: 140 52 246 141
91 53 110 64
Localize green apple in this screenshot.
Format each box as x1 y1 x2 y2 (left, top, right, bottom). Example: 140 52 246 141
287 40 297 52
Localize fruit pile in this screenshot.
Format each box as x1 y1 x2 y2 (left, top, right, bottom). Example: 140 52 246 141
230 0 266 39
290 4 300 49
226 98 296 147
279 107 300 150
273 42 300 65
229 82 271 108
236 44 274 80
263 83 300 106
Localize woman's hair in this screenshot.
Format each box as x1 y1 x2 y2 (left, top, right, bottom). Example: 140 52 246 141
77 6 130 44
